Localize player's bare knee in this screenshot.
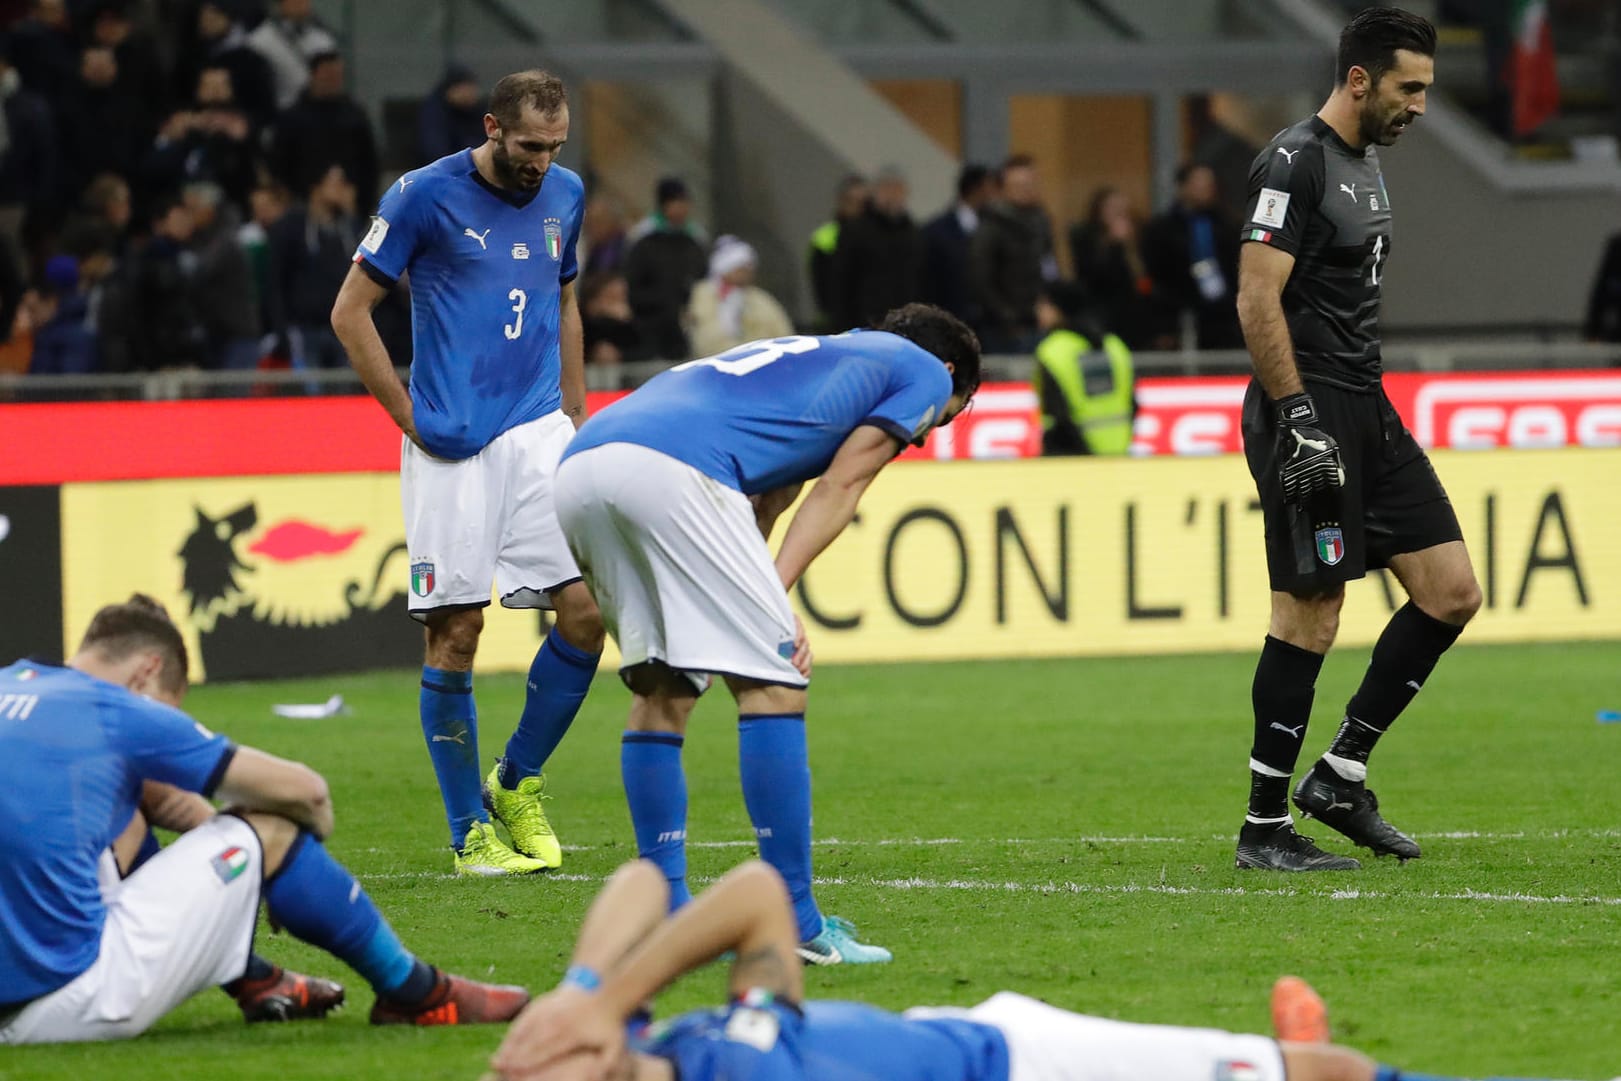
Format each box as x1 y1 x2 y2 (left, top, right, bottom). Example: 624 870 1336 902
1442 575 1482 625
1280 1042 1377 1081
553 587 607 654
1271 590 1342 653
728 679 807 717
238 811 302 874
425 608 483 669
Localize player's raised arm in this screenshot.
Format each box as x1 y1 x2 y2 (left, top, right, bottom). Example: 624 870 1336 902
331 264 418 448
490 860 802 1080
773 425 899 590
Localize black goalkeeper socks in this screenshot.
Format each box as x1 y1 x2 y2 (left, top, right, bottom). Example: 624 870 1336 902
1328 602 1463 768
1247 635 1325 822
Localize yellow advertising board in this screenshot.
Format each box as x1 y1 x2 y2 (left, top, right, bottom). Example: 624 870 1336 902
58 449 1620 680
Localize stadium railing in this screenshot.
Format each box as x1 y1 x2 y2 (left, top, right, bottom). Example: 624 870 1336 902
1 341 1616 402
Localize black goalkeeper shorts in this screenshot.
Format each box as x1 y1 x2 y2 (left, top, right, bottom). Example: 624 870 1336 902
1242 378 1463 595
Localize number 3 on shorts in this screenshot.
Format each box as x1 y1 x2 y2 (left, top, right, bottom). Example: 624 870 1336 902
505 288 527 340
677 335 821 375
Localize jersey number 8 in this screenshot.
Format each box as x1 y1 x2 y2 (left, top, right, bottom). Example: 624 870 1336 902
676 335 821 375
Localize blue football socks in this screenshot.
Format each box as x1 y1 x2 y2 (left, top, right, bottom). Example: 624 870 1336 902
500 627 601 788
420 666 485 849
265 832 435 1002
738 713 823 942
620 732 691 910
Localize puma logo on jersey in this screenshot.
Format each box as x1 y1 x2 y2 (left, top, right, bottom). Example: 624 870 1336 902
464 227 491 250
1275 147 1300 164
1269 721 1305 738
1339 183 1358 202
398 176 414 192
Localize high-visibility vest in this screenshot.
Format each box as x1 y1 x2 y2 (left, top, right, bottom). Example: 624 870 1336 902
809 220 839 255
1033 328 1135 455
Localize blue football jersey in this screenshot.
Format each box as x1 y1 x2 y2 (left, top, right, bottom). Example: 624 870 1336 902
0 662 235 1003
354 149 584 460
564 332 953 495
641 999 1011 1081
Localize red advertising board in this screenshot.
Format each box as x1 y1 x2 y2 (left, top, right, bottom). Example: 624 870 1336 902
3 370 1618 485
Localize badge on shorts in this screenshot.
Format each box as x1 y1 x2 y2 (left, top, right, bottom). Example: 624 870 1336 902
1315 527 1345 566
1215 1062 1262 1081
410 560 435 597
211 846 249 884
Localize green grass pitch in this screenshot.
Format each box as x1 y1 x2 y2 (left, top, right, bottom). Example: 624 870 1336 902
7 641 1620 1080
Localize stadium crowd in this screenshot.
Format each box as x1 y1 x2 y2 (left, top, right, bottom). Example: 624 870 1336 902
1 0 1615 382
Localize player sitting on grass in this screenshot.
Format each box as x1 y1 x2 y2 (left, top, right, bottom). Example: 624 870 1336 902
0 595 529 1043
487 858 1601 1081
107 778 346 1022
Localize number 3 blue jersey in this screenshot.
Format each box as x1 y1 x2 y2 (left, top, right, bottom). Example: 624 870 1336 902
563 332 953 495
354 149 584 460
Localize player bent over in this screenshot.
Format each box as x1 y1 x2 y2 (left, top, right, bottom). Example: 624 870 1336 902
554 304 981 964
0 596 528 1043
489 859 1590 1081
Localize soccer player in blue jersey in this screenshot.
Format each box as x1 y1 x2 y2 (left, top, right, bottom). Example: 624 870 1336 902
0 596 528 1043
554 303 981 964
489 859 1601 1081
332 69 606 876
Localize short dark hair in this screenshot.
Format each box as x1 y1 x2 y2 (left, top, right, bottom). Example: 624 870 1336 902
878 303 981 400
80 594 189 695
956 163 992 201
308 49 343 72
1001 153 1035 174
489 69 567 129
1336 7 1436 87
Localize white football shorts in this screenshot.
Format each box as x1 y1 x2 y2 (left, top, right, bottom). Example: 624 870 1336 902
402 410 583 618
906 992 1285 1081
554 443 806 691
0 816 262 1044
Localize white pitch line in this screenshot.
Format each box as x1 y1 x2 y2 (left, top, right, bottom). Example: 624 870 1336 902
354 869 1621 907
551 828 1621 854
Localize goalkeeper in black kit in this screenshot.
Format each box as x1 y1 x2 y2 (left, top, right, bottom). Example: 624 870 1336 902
1232 7 1482 872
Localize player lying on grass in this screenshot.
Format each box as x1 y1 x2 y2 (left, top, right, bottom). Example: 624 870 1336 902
488 858 1601 1081
0 595 529 1043
553 303 981 965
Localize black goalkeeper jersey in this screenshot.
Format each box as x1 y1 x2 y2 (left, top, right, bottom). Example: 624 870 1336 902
1240 115 1393 391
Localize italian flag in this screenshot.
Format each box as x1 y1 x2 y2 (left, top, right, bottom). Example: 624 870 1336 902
1508 0 1559 137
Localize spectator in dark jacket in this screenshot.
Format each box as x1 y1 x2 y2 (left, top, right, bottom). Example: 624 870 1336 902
267 164 361 369
269 51 380 208
0 38 58 267
970 154 1055 353
831 166 923 329
806 173 867 331
921 163 996 332
623 177 707 360
142 66 260 211
1141 163 1243 350
1068 186 1175 350
176 1 277 130
582 193 630 277
246 0 340 110
11 0 78 105
123 196 208 370
417 65 485 165
60 47 153 200
184 180 262 369
58 173 134 264
30 254 99 375
90 0 169 119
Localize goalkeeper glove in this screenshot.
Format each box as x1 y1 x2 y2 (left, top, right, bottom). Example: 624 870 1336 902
1274 393 1345 504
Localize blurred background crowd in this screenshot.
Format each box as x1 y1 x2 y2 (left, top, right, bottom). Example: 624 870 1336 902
0 0 1617 384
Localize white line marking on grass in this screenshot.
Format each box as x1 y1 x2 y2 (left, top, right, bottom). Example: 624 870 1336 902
554 829 1619 854
354 870 1621 908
